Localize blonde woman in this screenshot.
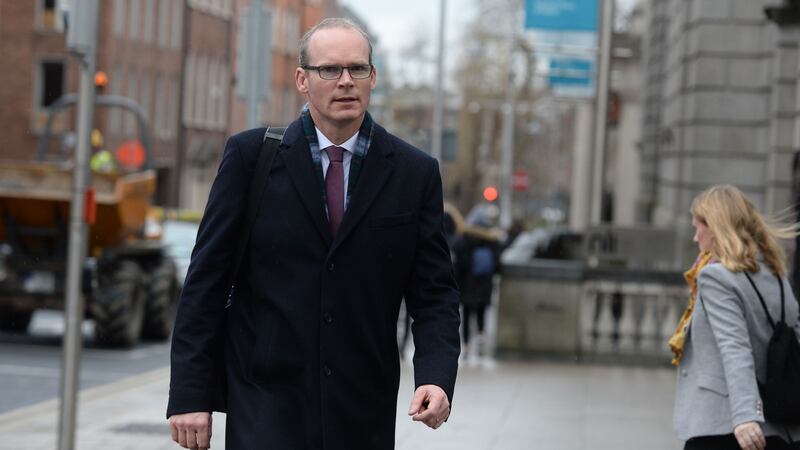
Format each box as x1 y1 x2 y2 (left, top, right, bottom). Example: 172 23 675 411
672 185 800 450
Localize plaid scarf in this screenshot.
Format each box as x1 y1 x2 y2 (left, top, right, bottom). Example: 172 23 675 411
299 104 374 214
668 250 713 365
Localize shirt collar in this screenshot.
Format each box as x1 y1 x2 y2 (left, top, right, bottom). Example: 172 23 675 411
315 127 359 153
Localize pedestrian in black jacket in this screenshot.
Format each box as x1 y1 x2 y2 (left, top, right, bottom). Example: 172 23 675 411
454 214 501 359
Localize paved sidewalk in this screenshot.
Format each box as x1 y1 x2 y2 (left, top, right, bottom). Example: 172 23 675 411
0 359 681 450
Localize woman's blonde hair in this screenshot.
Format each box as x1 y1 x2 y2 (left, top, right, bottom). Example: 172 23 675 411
690 185 798 276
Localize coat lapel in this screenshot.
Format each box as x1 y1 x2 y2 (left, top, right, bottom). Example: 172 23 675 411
330 127 394 255
280 122 333 246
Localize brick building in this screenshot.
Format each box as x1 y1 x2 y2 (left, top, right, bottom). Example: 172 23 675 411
0 0 77 161
183 0 335 210
178 0 234 210
104 0 187 206
0 0 336 209
0 0 186 205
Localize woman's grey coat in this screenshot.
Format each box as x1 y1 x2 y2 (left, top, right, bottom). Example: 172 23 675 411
673 262 800 442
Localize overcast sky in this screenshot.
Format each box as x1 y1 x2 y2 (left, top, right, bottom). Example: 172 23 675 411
340 0 639 87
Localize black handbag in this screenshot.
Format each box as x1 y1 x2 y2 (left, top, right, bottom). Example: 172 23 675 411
210 127 283 413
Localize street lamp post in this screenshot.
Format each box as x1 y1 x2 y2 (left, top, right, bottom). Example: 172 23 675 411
499 5 520 230
60 1 99 449
589 0 614 225
431 0 446 162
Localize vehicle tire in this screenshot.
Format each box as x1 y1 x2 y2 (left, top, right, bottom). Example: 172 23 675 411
92 260 145 347
141 258 178 341
0 309 33 333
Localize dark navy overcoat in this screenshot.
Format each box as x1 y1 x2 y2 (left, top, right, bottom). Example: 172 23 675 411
167 118 461 449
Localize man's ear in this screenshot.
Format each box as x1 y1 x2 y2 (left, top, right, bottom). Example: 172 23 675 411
369 65 377 90
296 67 308 94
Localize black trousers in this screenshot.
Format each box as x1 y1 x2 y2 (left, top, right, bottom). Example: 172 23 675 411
462 303 487 344
685 434 798 450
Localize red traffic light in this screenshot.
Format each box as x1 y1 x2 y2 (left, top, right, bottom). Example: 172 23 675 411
483 186 498 202
94 70 109 88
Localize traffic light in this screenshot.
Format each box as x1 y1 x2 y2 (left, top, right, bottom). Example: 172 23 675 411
94 70 108 92
483 186 498 202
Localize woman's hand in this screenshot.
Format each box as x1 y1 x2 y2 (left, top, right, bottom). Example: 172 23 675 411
734 421 766 450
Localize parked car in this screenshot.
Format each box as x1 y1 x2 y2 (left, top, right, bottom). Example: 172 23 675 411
161 220 199 289
500 227 582 265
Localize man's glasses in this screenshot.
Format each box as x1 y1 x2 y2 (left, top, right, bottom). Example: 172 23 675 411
302 64 373 80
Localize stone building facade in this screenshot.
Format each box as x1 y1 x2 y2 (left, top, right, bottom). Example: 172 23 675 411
639 0 791 228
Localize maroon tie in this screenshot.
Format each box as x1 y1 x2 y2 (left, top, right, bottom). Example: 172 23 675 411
324 146 345 236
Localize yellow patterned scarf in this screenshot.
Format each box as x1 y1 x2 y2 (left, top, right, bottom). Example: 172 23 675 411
668 251 713 365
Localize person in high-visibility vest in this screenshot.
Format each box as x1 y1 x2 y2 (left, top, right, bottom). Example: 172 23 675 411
89 128 116 172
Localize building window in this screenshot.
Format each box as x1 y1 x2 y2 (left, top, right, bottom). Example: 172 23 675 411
171 0 183 50
33 61 66 130
40 62 65 108
189 0 231 18
109 65 123 134
143 0 155 43
113 0 125 38
195 56 208 126
125 69 138 137
284 10 298 55
283 88 294 123
168 76 180 137
38 0 65 32
183 54 196 126
207 59 218 127
221 0 232 17
128 0 140 42
217 63 229 128
140 72 152 128
271 7 282 51
154 74 165 138
158 0 170 48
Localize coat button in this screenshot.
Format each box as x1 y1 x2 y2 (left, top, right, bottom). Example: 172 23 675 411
324 313 333 324
324 365 332 376
328 262 335 271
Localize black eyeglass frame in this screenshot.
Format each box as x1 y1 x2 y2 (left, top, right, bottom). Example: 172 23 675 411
301 64 374 80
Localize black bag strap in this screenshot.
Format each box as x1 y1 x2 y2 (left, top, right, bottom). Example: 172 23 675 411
225 127 283 307
743 272 785 330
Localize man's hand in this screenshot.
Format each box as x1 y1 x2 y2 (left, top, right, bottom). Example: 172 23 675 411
733 421 765 450
169 412 212 450
408 384 450 430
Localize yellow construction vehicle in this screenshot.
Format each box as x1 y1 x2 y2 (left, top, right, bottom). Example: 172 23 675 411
0 96 177 347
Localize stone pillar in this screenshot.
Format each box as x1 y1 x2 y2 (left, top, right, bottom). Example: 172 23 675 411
766 28 800 214
569 102 594 230
638 0 669 223
765 0 800 292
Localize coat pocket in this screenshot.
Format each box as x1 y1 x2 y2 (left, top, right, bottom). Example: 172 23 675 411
248 317 305 383
370 212 414 229
248 318 277 382
697 371 729 397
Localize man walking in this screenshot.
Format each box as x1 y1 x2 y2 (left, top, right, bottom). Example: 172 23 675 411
167 18 461 450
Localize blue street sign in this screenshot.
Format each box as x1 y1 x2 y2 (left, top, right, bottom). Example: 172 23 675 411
549 57 594 97
549 58 593 86
525 0 599 32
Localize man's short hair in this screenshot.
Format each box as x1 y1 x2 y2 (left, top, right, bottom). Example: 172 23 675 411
299 18 373 67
